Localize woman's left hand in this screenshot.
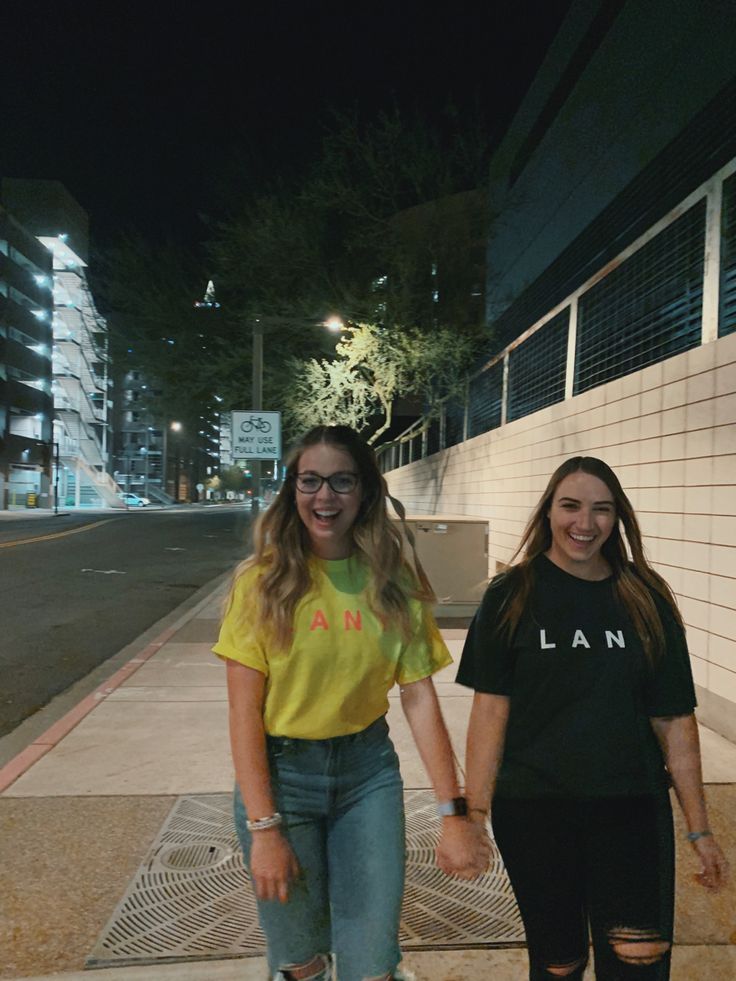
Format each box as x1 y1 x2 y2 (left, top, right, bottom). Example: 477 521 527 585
436 817 490 879
691 834 729 892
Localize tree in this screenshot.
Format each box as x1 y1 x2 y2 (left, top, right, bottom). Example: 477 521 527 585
218 465 250 494
209 104 491 335
93 107 492 454
205 106 491 445
284 322 478 444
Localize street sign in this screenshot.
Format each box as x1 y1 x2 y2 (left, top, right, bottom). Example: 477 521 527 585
231 411 281 460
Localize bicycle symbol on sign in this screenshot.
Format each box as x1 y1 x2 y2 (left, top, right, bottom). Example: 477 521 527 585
240 416 272 434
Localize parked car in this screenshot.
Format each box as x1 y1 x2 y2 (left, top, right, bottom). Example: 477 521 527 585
118 492 151 507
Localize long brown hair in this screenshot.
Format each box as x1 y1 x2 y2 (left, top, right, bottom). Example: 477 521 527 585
226 425 434 647
500 456 684 663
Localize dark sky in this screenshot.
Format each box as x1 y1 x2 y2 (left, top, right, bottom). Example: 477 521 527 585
2 1 573 247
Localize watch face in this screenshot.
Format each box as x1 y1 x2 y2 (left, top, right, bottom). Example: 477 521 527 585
453 796 468 816
438 796 468 816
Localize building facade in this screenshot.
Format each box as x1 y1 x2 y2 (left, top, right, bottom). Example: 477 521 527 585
111 367 170 504
382 0 736 740
1 180 117 508
0 203 54 509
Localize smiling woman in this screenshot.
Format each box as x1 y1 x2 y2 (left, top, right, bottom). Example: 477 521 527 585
294 445 362 560
213 424 484 981
545 470 617 580
456 455 729 981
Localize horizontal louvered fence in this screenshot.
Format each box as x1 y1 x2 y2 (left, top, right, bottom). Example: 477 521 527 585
379 159 736 472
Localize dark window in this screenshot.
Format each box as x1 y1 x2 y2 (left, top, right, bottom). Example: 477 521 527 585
468 359 503 437
720 172 736 337
575 200 705 394
445 398 465 448
426 417 440 456
9 286 39 309
507 308 569 422
9 245 46 278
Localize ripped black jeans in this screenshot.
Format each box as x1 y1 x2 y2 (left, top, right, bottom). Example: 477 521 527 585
492 793 674 980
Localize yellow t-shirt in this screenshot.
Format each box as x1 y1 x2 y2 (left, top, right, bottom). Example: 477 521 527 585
213 556 452 738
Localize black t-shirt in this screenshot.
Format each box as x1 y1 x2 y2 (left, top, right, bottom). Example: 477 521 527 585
456 554 697 798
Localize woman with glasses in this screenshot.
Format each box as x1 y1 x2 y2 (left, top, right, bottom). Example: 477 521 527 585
214 425 482 981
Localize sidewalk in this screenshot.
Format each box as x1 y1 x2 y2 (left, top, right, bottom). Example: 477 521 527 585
1 579 735 980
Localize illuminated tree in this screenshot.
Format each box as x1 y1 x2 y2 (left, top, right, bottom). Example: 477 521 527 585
284 322 476 443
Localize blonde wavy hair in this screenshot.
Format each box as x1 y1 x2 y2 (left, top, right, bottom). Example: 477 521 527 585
499 456 684 664
225 425 435 648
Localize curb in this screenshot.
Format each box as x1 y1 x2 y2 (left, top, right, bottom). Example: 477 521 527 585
0 582 226 794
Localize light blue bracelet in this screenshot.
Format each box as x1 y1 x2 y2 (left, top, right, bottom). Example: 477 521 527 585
686 829 712 842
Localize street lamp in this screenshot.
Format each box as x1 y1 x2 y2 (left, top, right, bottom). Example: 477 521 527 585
139 426 153 501
251 320 264 516
170 421 183 502
51 440 60 514
249 315 344 517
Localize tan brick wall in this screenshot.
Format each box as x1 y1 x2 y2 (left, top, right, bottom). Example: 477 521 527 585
386 332 736 738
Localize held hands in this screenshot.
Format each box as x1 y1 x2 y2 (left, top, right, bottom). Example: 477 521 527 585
249 828 300 903
690 834 729 892
436 814 491 880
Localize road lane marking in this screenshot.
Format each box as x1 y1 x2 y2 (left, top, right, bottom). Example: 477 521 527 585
81 568 127 574
0 518 117 549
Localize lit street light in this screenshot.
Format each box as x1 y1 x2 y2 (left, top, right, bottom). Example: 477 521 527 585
169 421 183 502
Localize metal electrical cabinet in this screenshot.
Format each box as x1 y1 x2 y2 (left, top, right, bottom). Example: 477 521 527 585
396 516 489 618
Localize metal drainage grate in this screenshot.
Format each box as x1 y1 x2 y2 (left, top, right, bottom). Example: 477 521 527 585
87 791 523 967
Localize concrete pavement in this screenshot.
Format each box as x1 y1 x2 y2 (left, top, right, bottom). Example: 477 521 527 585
1 576 735 980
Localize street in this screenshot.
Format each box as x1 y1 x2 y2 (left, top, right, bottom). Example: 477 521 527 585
0 505 251 739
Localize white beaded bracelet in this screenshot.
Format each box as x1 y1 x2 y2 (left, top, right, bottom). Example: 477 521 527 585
246 812 283 832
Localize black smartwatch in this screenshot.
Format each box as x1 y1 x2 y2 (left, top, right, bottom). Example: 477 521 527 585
437 796 468 817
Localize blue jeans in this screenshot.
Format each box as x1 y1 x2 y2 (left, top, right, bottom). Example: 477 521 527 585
234 715 405 981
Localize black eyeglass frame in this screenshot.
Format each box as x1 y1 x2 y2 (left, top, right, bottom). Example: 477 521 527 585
294 471 360 494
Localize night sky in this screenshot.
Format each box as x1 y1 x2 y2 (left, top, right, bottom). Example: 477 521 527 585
2 1 573 248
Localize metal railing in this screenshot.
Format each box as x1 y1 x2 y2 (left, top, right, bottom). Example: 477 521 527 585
379 157 736 470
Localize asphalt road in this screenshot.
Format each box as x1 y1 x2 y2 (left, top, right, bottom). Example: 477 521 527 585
0 505 252 738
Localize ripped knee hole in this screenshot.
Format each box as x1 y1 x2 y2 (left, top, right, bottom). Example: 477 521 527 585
542 954 588 977
608 927 670 965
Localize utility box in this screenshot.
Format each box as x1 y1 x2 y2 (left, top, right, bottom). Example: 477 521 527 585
396 515 489 618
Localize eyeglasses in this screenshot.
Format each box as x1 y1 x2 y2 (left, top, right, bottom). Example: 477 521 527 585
295 471 359 494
